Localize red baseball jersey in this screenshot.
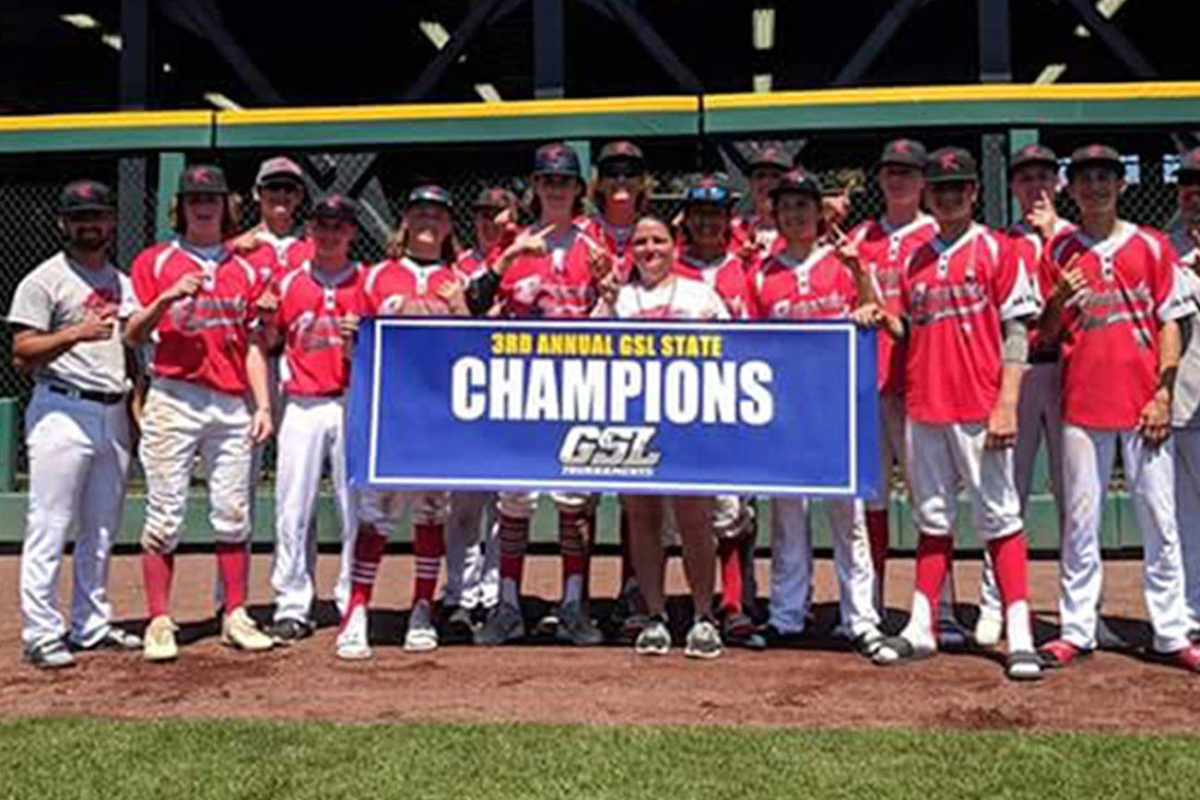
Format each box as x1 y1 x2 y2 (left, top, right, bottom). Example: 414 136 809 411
850 214 938 394
1007 219 1074 355
901 223 1039 424
751 245 858 321
1048 221 1190 429
240 232 314 285
673 252 754 320
364 257 461 316
493 225 607 319
131 240 267 395
729 215 786 258
276 262 369 396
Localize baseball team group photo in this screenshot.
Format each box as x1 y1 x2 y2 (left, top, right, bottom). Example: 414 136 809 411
4 2 1200 798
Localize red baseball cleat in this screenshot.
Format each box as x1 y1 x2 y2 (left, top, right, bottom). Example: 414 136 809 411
1037 638 1090 669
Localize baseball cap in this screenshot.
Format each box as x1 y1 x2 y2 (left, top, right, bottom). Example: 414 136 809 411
597 140 645 167
747 144 790 172
407 184 453 209
1180 148 1200 178
533 142 583 179
683 175 734 207
472 187 516 211
311 194 359 223
769 167 822 202
1067 144 1123 178
255 156 304 187
1009 143 1058 176
178 164 229 195
59 179 115 214
874 138 927 172
924 147 979 184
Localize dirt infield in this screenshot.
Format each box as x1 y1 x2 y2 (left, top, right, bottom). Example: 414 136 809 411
1 554 1198 732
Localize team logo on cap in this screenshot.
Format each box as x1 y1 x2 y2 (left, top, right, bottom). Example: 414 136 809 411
76 184 94 199
893 141 912 154
1088 145 1106 158
938 151 958 169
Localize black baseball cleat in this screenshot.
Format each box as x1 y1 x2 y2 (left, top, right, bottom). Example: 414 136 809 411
268 618 314 646
442 606 476 644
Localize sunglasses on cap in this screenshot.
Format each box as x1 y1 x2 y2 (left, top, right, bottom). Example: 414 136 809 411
261 180 302 194
599 162 642 179
686 186 731 205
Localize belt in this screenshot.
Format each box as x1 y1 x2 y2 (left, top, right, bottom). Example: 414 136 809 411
47 384 125 405
1029 351 1059 365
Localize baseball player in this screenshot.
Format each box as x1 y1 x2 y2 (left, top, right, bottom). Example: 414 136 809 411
730 144 789 262
750 169 883 655
973 143 1075 647
125 164 275 661
847 139 937 621
583 140 650 280
1169 147 1200 643
233 156 314 280
9 180 141 668
858 147 1044 681
1037 145 1200 673
462 143 613 648
267 195 369 644
592 214 729 658
336 185 464 659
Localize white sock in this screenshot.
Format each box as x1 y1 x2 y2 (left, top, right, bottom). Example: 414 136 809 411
564 574 583 605
1004 599 1033 653
500 578 519 608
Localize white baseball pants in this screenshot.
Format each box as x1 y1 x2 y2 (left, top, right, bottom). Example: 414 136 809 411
270 395 356 623
20 385 130 647
1173 428 1200 632
769 497 879 636
1061 424 1192 653
444 491 499 610
138 378 253 553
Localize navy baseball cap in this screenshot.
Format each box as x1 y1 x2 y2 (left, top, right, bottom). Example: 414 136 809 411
59 180 115 214
875 138 927 172
925 147 979 184
683 176 734 207
597 140 645 167
1010 143 1058 176
533 142 583 179
769 167 822 202
407 184 453 210
178 164 229 195
311 194 359 223
1067 144 1123 178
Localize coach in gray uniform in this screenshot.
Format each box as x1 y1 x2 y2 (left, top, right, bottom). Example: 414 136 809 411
7 180 140 669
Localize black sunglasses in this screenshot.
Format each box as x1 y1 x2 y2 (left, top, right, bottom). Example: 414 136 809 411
599 162 642 179
261 181 302 194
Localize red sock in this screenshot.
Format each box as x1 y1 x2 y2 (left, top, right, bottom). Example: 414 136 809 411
348 524 388 617
559 509 588 597
497 512 528 588
914 533 952 615
987 530 1029 608
215 542 249 613
866 509 889 586
142 551 175 619
718 536 744 616
412 523 445 606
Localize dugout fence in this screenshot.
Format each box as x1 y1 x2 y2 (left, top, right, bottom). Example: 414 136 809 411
1 82 1198 549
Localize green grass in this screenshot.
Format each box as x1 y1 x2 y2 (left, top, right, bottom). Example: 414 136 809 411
1 719 1197 800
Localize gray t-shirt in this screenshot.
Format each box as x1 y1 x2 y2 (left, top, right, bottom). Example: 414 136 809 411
1172 264 1200 429
6 252 137 395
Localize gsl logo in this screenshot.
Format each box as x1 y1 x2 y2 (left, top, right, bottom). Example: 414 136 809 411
558 425 661 476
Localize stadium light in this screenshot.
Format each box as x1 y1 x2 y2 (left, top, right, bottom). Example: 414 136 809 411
100 34 121 51
1035 63 1067 84
753 73 773 93
752 8 775 51
419 20 450 51
474 83 503 103
1074 0 1128 38
59 13 99 29
204 92 243 111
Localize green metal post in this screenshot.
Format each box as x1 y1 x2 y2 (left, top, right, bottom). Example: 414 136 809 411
0 398 17 492
1008 128 1039 224
155 152 185 241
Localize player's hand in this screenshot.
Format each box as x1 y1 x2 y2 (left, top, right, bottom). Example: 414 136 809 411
595 272 619 309
822 191 851 230
73 309 116 342
587 243 614 283
1138 389 1171 447
1028 189 1060 242
1054 255 1087 304
850 302 882 328
436 280 469 316
831 223 862 274
985 401 1018 450
514 224 554 257
249 407 273 444
162 272 204 304
254 287 279 318
339 313 361 341
228 225 264 255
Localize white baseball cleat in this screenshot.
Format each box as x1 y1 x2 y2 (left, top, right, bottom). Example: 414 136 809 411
143 616 179 662
221 607 274 652
336 606 373 661
404 600 439 653
974 612 1004 649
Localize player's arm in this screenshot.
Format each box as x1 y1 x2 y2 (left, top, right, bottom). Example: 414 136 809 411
8 276 114 369
245 338 272 443
985 317 1029 449
1138 318 1181 447
124 272 203 346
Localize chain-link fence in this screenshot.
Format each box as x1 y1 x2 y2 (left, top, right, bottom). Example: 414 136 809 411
1 127 1194 478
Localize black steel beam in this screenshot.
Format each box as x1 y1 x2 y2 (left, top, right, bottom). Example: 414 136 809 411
595 0 702 94
833 0 925 87
402 0 510 101
119 0 149 108
533 0 565 99
978 0 1011 83
1057 0 1156 79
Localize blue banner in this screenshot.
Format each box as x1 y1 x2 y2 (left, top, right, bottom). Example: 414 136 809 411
347 319 879 498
